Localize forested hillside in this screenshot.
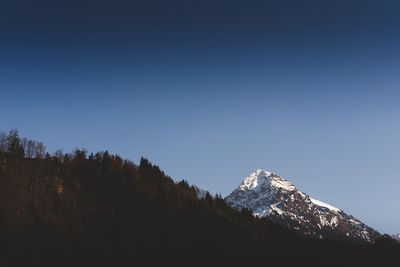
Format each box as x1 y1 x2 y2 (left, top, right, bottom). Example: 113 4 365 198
0 130 398 267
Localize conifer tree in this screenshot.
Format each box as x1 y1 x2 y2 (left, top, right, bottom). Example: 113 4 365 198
7 129 24 158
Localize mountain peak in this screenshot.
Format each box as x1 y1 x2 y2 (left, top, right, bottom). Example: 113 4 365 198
392 234 400 242
239 169 296 192
255 168 273 175
226 169 380 242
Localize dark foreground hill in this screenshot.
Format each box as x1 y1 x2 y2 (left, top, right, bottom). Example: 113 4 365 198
0 130 398 267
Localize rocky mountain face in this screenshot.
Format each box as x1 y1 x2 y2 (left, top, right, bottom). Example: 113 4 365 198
225 169 380 242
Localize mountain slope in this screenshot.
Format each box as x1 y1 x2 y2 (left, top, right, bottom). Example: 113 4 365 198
392 234 400 242
225 169 380 242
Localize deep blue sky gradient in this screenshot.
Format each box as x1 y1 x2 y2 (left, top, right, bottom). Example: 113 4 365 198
1 0 400 234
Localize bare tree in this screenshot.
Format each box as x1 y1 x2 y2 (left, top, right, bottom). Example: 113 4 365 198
22 138 36 158
34 142 46 159
54 149 64 161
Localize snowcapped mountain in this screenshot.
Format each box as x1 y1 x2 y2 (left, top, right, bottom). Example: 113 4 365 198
225 169 380 242
392 234 400 242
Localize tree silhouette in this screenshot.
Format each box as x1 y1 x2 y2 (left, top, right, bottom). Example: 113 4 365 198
0 129 398 267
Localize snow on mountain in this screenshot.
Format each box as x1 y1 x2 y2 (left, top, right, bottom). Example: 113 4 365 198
392 234 400 242
309 198 341 213
239 169 295 192
225 169 380 242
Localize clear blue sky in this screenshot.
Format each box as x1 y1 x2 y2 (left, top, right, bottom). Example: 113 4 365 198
1 0 400 234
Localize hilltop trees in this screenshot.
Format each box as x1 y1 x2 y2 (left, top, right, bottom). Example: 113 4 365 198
0 129 398 267
1 129 24 158
0 129 45 158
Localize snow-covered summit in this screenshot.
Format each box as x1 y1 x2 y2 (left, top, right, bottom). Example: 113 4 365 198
392 234 400 242
225 169 380 243
239 169 295 192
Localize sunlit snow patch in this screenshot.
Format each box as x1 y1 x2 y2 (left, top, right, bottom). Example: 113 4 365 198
310 198 341 213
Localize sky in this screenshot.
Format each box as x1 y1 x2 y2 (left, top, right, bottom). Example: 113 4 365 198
1 0 400 234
